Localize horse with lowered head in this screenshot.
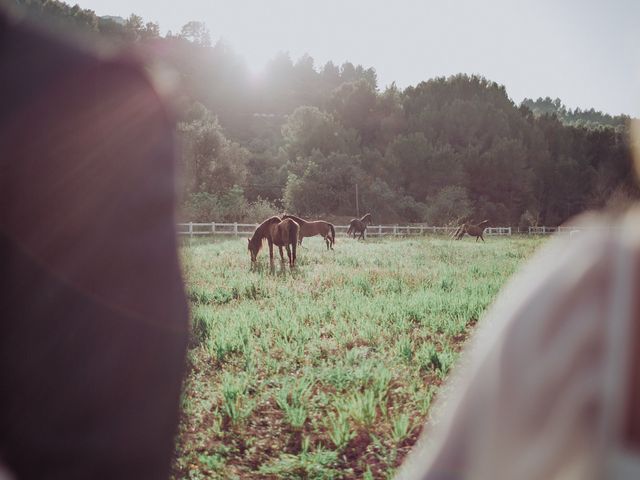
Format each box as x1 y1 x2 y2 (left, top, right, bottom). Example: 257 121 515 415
453 220 490 242
248 216 299 267
347 213 373 240
282 214 336 250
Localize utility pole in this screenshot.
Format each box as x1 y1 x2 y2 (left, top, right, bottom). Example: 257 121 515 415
355 183 360 218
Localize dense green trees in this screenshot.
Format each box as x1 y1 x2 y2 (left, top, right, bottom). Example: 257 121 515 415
522 97 630 128
17 1 638 225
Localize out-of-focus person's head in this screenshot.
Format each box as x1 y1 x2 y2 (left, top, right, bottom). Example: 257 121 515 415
0 3 188 479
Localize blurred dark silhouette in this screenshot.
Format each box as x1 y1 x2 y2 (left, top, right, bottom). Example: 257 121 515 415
0 8 188 480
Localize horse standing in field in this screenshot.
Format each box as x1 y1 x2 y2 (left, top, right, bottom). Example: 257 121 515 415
347 213 373 240
247 216 299 268
282 214 336 250
453 220 490 242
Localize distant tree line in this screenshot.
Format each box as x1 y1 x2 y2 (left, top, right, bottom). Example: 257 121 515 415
16 0 640 226
521 97 630 128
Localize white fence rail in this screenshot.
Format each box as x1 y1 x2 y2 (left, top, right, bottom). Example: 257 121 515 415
528 226 557 235
177 223 513 238
485 227 512 236
529 226 620 235
178 222 620 238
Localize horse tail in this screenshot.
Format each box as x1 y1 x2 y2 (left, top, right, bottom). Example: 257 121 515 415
290 221 299 265
289 220 299 244
329 223 335 246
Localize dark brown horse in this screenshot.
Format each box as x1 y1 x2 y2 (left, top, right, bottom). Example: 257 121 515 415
347 213 373 240
453 220 490 242
248 216 299 267
282 214 336 250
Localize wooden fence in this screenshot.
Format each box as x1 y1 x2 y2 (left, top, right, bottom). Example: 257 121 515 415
177 222 513 238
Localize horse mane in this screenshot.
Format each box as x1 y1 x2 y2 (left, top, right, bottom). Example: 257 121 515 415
478 219 490 227
282 214 308 225
361 213 372 222
250 216 282 247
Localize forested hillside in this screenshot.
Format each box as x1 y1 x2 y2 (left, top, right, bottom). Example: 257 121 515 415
15 0 639 226
521 97 630 128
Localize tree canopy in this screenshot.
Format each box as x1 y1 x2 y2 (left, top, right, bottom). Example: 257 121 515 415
16 0 639 225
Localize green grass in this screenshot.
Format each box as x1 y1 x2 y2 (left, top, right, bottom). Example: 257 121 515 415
172 235 544 479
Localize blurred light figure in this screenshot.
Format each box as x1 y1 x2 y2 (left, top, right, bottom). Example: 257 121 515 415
398 211 640 479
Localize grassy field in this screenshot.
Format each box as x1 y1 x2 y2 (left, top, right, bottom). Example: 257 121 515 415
172 235 545 479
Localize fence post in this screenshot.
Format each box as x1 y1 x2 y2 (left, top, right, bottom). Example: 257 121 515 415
393 225 397 236
420 226 424 235
378 225 382 236
211 222 216 235
234 222 238 237
189 222 193 239
508 227 512 236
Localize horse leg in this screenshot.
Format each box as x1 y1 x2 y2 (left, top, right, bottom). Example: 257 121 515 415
480 234 485 242
291 240 297 267
278 246 285 262
285 244 292 268
268 241 274 268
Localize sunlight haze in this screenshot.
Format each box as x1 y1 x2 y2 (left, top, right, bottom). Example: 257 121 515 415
77 0 640 116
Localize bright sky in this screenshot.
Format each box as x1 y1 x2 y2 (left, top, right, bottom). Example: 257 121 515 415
77 0 640 117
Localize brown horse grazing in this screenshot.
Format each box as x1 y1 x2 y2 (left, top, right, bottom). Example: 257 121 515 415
453 220 490 242
282 214 336 250
248 216 299 267
347 213 373 240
